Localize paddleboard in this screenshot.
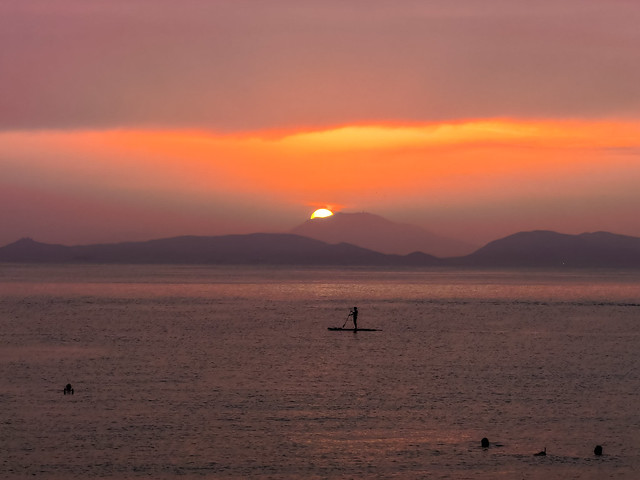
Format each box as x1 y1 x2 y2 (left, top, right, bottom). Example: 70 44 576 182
327 327 381 331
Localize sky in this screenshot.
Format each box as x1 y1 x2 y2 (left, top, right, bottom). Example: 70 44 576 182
1 0 640 247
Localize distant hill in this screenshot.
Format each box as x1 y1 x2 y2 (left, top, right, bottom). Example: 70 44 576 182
291 212 476 257
449 230 640 268
0 235 440 266
1 230 639 268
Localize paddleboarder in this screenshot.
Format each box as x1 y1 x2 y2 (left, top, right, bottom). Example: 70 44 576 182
349 306 358 331
329 307 379 331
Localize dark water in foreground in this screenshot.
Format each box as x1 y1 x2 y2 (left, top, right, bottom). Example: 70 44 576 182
0 265 639 479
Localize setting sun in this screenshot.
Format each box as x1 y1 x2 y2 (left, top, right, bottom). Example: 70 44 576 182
310 208 334 219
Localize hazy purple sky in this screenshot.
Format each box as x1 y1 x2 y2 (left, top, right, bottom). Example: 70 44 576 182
1 1 639 246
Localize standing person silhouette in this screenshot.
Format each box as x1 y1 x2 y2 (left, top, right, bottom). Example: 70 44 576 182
350 306 358 331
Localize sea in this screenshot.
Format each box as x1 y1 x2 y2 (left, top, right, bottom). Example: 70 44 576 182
1 264 639 479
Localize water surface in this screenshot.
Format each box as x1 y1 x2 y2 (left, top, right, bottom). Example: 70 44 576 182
1 265 638 478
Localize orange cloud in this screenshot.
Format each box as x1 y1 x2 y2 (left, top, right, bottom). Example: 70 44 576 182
2 119 639 210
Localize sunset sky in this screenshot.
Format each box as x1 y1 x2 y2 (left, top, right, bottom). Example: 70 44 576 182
1 0 639 247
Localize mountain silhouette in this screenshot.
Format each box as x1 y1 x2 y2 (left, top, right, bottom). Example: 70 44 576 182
0 235 440 266
450 230 640 268
291 212 476 257
1 230 639 267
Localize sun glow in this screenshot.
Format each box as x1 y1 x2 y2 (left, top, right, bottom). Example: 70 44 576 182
3 119 640 225
310 208 334 219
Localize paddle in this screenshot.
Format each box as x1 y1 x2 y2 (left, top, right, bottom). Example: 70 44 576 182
341 312 351 328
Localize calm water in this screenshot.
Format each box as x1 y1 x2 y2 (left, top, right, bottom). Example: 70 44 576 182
1 265 639 479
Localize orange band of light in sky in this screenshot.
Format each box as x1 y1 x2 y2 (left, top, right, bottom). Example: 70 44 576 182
2 119 640 209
